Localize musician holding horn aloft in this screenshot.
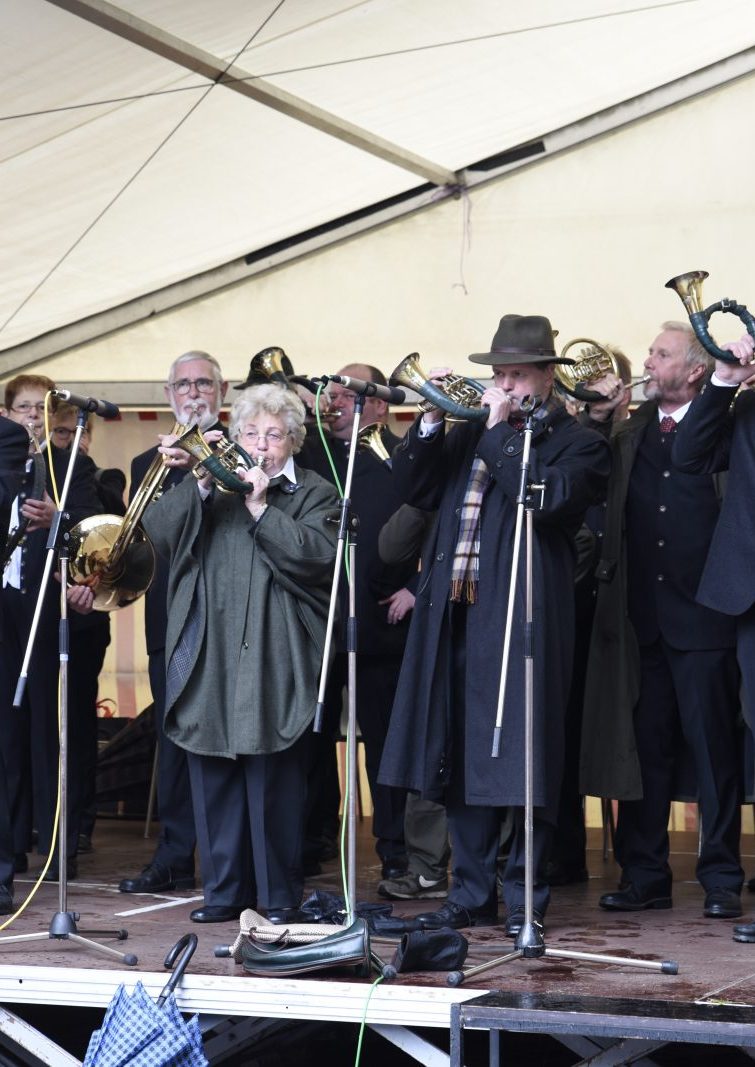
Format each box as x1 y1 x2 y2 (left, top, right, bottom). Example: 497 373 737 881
671 326 755 941
581 321 744 922
140 383 338 924
378 313 611 936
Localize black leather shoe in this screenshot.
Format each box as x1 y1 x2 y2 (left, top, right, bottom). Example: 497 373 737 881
416 901 497 929
381 856 409 881
190 905 244 924
119 862 196 894
43 858 78 882
505 908 544 938
0 885 13 915
599 885 672 911
747 876 755 894
265 907 309 925
733 920 755 943
704 888 742 918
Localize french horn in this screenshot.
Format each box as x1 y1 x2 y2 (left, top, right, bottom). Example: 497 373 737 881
390 352 488 422
554 339 621 403
357 422 392 467
665 271 755 363
67 420 188 611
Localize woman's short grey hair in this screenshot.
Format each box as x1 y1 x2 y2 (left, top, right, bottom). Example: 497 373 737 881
229 384 307 453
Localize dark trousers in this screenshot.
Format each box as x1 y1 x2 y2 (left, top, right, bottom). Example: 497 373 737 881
148 650 196 874
446 606 553 917
187 733 308 910
615 639 743 896
0 585 60 856
305 652 407 863
68 619 110 850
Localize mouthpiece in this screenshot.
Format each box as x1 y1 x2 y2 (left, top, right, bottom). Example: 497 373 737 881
255 455 266 470
631 375 651 390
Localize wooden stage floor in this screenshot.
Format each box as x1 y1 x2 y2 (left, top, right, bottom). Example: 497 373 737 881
2 822 755 1063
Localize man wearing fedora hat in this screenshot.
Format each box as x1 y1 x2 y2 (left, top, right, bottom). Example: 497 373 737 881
379 314 612 934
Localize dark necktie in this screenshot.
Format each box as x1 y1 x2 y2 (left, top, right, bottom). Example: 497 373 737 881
508 415 526 432
659 415 677 435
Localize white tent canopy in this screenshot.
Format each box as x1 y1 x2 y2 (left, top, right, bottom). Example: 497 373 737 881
2 0 754 394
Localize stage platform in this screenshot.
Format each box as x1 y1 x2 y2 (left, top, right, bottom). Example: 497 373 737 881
1 823 755 1065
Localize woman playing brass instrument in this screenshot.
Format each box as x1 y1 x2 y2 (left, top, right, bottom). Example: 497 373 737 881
143 384 338 924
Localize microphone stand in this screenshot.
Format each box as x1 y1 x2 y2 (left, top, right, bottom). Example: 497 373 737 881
0 411 136 964
447 402 676 985
313 395 365 923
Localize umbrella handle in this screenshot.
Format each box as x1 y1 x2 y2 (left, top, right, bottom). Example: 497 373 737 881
157 933 198 1006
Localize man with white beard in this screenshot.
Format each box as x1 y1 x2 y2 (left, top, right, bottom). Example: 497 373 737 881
119 352 228 894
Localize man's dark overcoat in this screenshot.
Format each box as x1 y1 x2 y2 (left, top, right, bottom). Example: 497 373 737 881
378 407 611 822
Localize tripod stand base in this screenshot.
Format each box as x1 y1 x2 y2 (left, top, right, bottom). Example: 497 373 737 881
447 942 678 986
0 912 137 965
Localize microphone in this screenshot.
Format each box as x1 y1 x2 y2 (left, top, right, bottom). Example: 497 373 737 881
52 389 120 419
323 375 405 405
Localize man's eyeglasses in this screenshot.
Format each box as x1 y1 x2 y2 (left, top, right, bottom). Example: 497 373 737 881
11 402 46 414
170 378 216 395
51 427 75 439
242 430 288 445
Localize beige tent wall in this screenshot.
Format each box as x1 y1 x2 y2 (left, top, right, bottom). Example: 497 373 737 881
37 71 755 396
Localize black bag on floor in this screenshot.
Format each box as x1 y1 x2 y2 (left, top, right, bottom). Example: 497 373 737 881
390 929 468 973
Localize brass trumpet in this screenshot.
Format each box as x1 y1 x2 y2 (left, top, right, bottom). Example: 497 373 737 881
390 352 488 422
68 420 188 611
665 271 755 363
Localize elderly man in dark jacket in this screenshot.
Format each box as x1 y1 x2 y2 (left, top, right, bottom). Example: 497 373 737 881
379 314 612 935
581 322 743 920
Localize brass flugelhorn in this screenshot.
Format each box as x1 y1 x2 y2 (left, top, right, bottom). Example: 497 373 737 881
665 271 755 363
390 352 488 422
554 339 620 403
68 419 188 611
174 425 258 494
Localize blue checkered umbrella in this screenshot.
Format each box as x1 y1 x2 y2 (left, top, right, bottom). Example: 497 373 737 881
83 935 208 1067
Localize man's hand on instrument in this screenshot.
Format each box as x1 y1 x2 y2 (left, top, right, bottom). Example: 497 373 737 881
67 584 95 614
379 587 416 624
21 490 55 531
583 372 628 423
713 333 755 384
481 387 513 429
158 433 194 470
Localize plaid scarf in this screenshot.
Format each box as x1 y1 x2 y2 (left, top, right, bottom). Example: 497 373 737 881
450 455 491 604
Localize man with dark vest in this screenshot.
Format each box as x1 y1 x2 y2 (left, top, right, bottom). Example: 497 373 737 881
379 314 611 934
671 330 755 939
118 351 228 894
581 321 743 919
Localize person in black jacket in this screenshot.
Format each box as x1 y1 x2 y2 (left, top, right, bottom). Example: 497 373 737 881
118 350 228 895
297 363 412 879
671 330 755 938
379 314 611 935
0 414 34 911
0 374 103 881
581 322 743 920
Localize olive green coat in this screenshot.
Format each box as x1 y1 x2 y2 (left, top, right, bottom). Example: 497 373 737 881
143 468 337 757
